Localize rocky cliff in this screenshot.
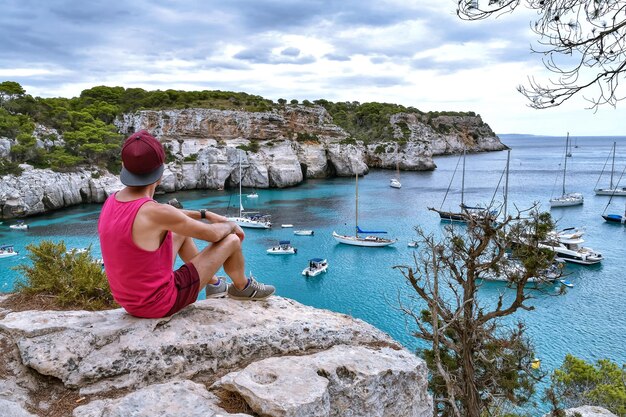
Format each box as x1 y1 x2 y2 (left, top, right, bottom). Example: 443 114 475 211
0 295 433 417
0 105 505 218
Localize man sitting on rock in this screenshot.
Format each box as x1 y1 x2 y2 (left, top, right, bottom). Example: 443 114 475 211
98 130 275 318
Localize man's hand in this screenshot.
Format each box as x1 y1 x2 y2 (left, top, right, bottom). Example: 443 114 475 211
232 223 245 242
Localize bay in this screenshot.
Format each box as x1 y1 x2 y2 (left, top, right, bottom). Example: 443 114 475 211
1 134 625 409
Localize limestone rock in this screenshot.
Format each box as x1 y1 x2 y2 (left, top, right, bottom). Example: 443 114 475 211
0 333 38 409
73 380 250 417
214 345 432 417
0 297 395 395
542 406 619 417
0 399 37 417
0 137 13 158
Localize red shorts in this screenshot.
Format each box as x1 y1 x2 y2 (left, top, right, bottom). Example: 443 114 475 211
165 263 200 316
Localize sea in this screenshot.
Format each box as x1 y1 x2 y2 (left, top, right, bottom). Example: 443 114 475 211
1 134 625 410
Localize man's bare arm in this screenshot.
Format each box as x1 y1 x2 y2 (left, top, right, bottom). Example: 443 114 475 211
178 209 229 223
145 203 237 243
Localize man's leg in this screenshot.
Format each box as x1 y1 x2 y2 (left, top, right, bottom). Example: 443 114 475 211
172 233 219 285
188 234 248 290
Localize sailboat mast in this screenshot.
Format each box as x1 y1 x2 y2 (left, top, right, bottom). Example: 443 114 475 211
239 152 243 217
355 170 359 237
504 149 510 220
610 142 616 189
562 133 569 195
461 148 466 206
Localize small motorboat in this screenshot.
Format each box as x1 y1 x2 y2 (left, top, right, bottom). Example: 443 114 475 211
281 224 294 228
247 192 258 198
9 221 28 230
302 258 328 277
390 178 401 189
0 245 18 258
294 230 314 236
407 241 419 248
266 241 297 255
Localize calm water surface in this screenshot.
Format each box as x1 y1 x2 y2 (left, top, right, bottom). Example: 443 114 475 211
1 135 625 409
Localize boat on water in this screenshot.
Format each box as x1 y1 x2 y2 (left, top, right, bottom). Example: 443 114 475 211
281 224 293 228
227 153 271 229
407 241 419 248
539 228 603 265
246 191 259 198
595 142 626 196
9 221 28 230
302 258 328 277
389 146 401 189
480 254 565 285
294 230 314 236
550 133 583 207
603 204 626 224
332 169 396 247
267 240 297 255
0 245 18 258
429 148 495 222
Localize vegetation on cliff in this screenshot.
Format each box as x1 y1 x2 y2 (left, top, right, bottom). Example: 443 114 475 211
0 81 488 175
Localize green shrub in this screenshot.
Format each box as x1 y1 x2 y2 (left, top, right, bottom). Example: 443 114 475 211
0 158 23 176
183 153 198 162
296 132 320 143
236 142 260 153
374 144 386 154
13 240 117 310
340 137 357 145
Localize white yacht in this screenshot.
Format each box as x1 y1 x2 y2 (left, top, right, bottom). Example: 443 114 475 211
9 221 28 230
294 230 314 236
266 241 297 255
595 142 626 196
227 153 271 229
389 178 401 189
480 255 565 285
302 258 328 277
539 228 603 265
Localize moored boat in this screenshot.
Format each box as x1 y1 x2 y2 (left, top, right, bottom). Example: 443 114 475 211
550 133 583 208
227 153 271 229
266 241 297 255
9 221 28 230
302 258 328 277
539 228 602 265
0 245 18 258
594 142 626 196
294 230 314 236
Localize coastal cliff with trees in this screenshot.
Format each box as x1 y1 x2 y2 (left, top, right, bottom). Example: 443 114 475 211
0 82 505 218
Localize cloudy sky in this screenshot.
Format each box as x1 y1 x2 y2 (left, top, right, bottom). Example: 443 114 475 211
1 0 624 136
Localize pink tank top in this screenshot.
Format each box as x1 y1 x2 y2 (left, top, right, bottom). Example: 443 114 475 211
98 194 176 318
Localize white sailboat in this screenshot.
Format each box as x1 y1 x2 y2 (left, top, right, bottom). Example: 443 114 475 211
550 133 583 207
594 142 626 196
390 148 401 189
227 153 271 229
333 170 397 247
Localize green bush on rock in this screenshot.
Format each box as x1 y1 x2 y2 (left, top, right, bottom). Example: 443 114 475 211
13 240 117 310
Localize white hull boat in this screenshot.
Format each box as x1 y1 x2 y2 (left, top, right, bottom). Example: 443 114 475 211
246 192 258 198
390 178 401 189
228 153 271 229
594 142 626 196
281 224 293 228
480 256 564 285
550 193 584 207
294 230 314 236
9 223 28 230
550 133 583 208
407 241 419 248
227 216 272 229
539 228 603 265
66 247 89 255
302 258 328 277
0 245 18 258
267 241 297 255
332 231 396 247
595 188 626 196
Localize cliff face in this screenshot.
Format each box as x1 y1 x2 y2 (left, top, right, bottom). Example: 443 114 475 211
0 105 505 218
0 295 433 417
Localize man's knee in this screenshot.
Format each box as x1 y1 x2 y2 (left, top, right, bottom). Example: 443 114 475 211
223 233 241 251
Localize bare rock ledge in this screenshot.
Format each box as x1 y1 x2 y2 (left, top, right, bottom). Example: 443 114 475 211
0 296 432 417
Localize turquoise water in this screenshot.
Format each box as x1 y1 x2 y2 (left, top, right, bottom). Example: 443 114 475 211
1 135 625 407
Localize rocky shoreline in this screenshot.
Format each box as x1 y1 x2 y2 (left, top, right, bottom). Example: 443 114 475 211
0 295 433 417
0 105 507 219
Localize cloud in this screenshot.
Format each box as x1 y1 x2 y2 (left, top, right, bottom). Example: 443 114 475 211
281 47 301 57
